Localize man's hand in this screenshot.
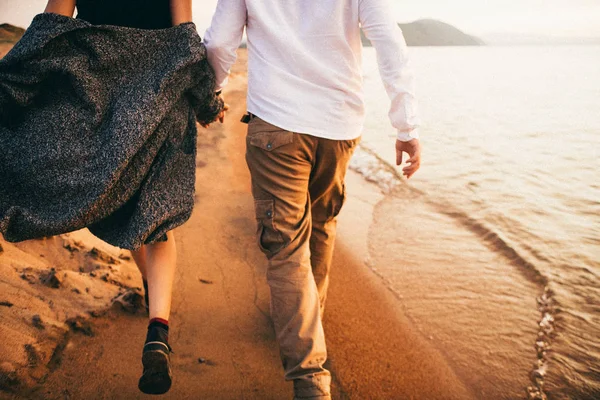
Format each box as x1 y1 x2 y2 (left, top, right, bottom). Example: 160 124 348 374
218 100 230 123
396 138 421 179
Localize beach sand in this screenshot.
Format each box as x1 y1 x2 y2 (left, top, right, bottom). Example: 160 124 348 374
0 230 144 394
1 50 487 399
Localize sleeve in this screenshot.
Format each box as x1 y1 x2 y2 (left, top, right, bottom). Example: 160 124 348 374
189 47 225 126
359 0 420 141
203 0 248 91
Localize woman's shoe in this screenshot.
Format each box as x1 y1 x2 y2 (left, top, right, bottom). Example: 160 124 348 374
138 323 172 395
138 342 172 395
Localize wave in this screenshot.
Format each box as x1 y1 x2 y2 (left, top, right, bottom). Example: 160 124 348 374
349 143 558 400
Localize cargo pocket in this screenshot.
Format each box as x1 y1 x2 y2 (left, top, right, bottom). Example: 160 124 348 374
247 118 294 152
255 199 286 257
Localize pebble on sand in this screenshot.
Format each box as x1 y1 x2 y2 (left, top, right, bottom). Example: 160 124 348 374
40 269 62 289
31 315 44 330
66 317 94 337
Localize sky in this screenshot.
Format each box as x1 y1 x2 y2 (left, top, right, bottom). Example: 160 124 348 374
1 0 599 38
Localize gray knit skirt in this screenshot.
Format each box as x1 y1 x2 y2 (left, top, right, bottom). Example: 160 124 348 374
0 13 223 250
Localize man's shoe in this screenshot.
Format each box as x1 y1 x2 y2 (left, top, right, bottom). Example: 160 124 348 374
293 374 332 400
138 338 172 394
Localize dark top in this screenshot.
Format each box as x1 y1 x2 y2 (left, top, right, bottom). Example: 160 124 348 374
76 0 172 29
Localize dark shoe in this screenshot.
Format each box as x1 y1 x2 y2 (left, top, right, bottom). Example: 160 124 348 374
138 340 172 395
293 374 332 400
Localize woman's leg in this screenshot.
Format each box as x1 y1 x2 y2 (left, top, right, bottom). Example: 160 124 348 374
131 246 150 313
137 230 177 395
130 247 148 280
144 231 177 320
130 232 176 317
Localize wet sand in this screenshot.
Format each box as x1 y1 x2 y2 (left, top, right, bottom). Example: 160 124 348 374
361 184 542 399
0 51 478 399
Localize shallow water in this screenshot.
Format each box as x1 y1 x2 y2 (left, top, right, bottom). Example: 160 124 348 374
353 46 600 399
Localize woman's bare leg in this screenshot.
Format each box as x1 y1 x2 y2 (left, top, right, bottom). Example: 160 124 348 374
137 231 176 394
131 247 150 313
130 247 148 279
144 231 177 320
130 232 176 318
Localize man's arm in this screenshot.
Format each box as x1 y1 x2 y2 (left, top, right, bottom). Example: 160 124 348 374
44 0 76 17
203 0 247 91
359 0 421 178
359 0 420 141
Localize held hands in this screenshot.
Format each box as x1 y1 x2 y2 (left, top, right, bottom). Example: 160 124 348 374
396 138 421 179
201 94 230 128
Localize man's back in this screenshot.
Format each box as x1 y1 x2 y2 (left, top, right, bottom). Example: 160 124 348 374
244 0 363 139
205 0 419 141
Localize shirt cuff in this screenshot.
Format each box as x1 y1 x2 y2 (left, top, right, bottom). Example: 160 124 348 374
397 128 420 142
214 77 229 92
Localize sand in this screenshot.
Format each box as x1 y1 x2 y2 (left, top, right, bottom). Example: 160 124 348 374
0 230 144 394
0 51 477 399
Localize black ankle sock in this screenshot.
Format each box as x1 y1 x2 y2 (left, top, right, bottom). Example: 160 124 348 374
148 318 169 331
145 318 169 346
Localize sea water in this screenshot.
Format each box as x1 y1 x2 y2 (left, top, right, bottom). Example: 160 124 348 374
353 46 600 399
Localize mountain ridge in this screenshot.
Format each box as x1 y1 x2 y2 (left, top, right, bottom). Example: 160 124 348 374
0 23 25 43
0 23 25 58
362 19 484 46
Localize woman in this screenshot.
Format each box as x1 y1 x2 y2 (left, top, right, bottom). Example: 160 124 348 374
0 0 224 394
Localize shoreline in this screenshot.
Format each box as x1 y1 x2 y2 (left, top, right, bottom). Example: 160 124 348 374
347 151 542 398
326 170 475 399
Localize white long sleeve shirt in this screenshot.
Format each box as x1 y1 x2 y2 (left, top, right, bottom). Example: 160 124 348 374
204 0 419 141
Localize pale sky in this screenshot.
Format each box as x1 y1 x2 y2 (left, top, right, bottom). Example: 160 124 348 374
1 0 599 38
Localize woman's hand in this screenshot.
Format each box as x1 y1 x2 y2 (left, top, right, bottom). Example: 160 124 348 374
170 0 193 25
200 94 230 128
44 0 76 17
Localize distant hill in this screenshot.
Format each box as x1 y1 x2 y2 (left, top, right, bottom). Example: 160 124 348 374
0 23 25 59
362 19 484 47
0 23 25 43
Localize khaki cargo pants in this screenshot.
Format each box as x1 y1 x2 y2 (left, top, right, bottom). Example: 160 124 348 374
245 116 359 399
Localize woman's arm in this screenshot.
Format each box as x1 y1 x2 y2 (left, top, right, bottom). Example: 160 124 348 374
170 0 193 25
44 0 76 17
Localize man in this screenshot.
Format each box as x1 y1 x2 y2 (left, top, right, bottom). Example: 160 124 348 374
205 0 420 398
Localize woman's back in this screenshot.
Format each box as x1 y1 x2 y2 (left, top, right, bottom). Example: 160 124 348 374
76 0 172 29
